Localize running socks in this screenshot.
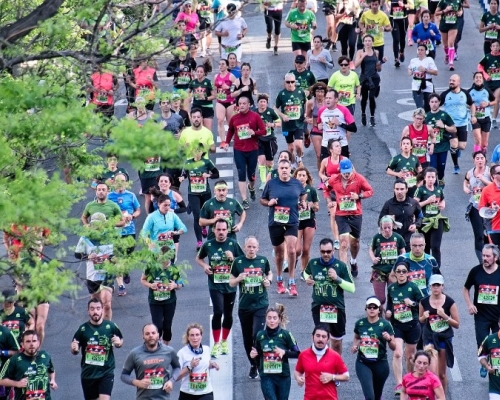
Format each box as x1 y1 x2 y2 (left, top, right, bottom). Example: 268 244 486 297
451 148 460 167
258 165 267 184
277 276 283 281
474 145 481 152
448 48 455 64
350 258 357 265
289 278 295 285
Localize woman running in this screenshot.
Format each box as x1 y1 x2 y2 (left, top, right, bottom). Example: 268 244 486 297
336 0 361 62
305 82 327 170
231 62 258 107
479 0 500 55
386 136 422 197
263 0 284 55
214 59 237 143
401 350 445 399
469 71 496 152
435 0 462 70
188 61 215 131
129 60 159 111
408 44 438 112
412 10 441 59
307 36 334 85
228 53 242 79
478 41 500 130
387 0 410 67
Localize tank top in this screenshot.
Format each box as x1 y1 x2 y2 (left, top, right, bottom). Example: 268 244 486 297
408 124 429 164
167 189 178 210
311 98 324 133
235 77 255 106
91 72 114 105
215 72 235 104
135 111 153 126
326 155 345 176
468 167 491 208
360 51 379 83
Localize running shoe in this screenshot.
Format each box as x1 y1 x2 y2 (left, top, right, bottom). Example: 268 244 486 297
399 53 405 63
220 340 229 355
370 116 376 127
118 285 127 296
242 199 250 210
332 42 337 52
325 40 332 50
395 59 401 68
283 260 289 273
274 47 278 56
361 113 367 126
304 133 311 148
276 280 286 294
394 384 403 396
249 365 259 379
124 274 131 284
334 239 340 250
296 156 303 166
480 365 488 378
300 270 306 281
266 37 271 49
444 55 449 65
206 48 212 56
196 241 203 251
351 262 359 278
259 182 266 191
436 39 441 46
454 51 458 60
449 64 455 71
438 179 445 189
248 184 256 201
202 226 208 238
318 182 325 190
494 120 498 129
211 343 221 358
453 166 460 174
288 284 298 296
200 50 206 58
407 38 413 46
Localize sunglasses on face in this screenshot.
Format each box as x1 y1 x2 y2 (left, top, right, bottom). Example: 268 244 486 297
320 250 333 254
395 270 408 274
340 64 349 66
366 305 379 310
285 81 296 84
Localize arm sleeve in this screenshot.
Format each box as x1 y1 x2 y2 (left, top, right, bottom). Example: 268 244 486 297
174 200 187 214
339 279 355 293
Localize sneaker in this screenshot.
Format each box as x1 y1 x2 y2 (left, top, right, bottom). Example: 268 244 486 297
300 270 306 281
283 260 289 273
201 226 208 238
480 365 488 378
444 55 449 65
449 64 455 71
334 239 340 250
288 284 298 296
436 39 441 46
196 241 203 251
296 156 303 166
248 184 256 201
276 280 286 294
438 179 445 189
494 120 499 129
211 343 221 358
407 38 413 46
332 42 338 52
249 365 259 379
304 133 311 148
370 116 376 127
266 37 271 49
454 51 458 61
220 340 229 355
118 285 127 296
361 113 367 126
123 274 131 284
325 40 332 50
399 53 405 63
395 383 403 396
318 182 325 190
453 165 460 174
200 50 206 58
395 59 400 68
242 199 250 210
351 262 359 278
273 47 278 56
259 182 266 191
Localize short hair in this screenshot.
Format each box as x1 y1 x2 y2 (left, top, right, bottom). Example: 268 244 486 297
215 219 229 229
428 93 440 103
238 95 251 104
244 235 258 245
142 323 158 334
319 238 334 247
394 178 408 189
278 159 291 166
214 179 228 186
284 72 295 81
21 330 38 342
492 164 500 176
410 232 425 243
338 55 350 64
157 194 172 204
326 88 339 98
483 244 500 259
88 298 103 309
257 93 270 102
413 108 426 117
190 107 203 117
312 324 330 337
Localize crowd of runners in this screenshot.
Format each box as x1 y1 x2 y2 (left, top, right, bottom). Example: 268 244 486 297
5 0 500 399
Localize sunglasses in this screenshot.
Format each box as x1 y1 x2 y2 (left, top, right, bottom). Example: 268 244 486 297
366 305 379 310
320 250 333 254
431 283 443 287
340 63 349 66
395 270 408 274
286 81 296 84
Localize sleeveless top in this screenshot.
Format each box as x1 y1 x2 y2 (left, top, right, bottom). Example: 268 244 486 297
468 167 491 208
408 123 429 164
235 77 255 106
360 51 379 83
135 111 153 126
311 98 324 133
326 155 345 176
215 72 235 104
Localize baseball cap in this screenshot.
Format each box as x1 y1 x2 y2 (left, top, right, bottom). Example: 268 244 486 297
340 159 353 173
295 55 306 63
429 274 445 285
365 296 381 307
2 289 16 302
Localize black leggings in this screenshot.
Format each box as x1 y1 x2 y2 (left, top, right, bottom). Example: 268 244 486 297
265 10 283 36
188 192 211 241
238 307 267 366
338 24 357 60
355 359 390 400
391 18 408 59
422 219 444 268
209 289 236 331
468 205 487 264
149 301 176 342
360 78 380 117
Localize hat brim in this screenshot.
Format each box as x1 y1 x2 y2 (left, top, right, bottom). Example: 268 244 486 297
340 168 353 173
480 207 498 219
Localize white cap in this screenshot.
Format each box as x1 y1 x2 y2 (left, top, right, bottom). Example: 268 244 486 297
428 274 445 285
365 297 381 307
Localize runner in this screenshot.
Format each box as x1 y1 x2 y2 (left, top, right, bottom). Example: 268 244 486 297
71 298 123 400
141 246 183 345
0 289 33 343
175 1 200 36
289 55 317 99
188 62 216 131
251 304 300 398
419 274 460 393
415 167 448 268
478 164 500 246
412 10 441 59
351 296 396 400
197 0 213 58
469 71 496 154
369 216 406 306
426 93 457 187
464 152 492 262
88 65 118 119
176 323 220 399
408 44 438 112
387 0 409 67
214 59 237 144
179 108 216 156
129 60 158 110
478 316 500 398
266 150 294 181
479 0 500 55
386 136 422 197
478 42 500 131
253 93 280 190
304 238 355 354
261 159 307 296
359 0 392 61
166 53 196 92
195 219 244 358
229 236 273 379
223 95 266 209
435 0 462 70
285 0 317 62
326 158 374 275
99 154 129 188
199 180 246 240
214 3 248 60
305 82 327 170
228 53 241 78
401 108 436 170
0 331 55 399
401 350 445 399
171 92 191 126
327 56 361 115
263 0 284 55
336 0 361 62
232 62 258 107
121 323 180 399
307 36 334 84
274 73 307 167
386 260 424 396
321 0 339 51
179 146 220 250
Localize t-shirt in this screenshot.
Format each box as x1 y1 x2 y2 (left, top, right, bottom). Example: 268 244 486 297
286 9 316 43
107 190 140 236
262 178 306 226
360 10 391 47
179 127 215 158
425 110 455 153
394 253 440 296
189 78 214 108
421 295 455 336
327 71 360 107
304 257 353 311
481 12 500 41
387 280 424 325
437 0 462 27
254 328 298 377
479 332 500 394
408 57 437 93
299 185 319 221
122 343 180 399
480 54 500 85
197 238 244 293
414 185 444 218
199 197 244 240
386 153 420 188
402 370 442 399
252 107 280 140
144 262 182 304
317 105 355 147
469 86 496 120
184 158 217 196
0 351 54 400
177 345 214 395
464 264 500 322
370 233 406 274
354 317 395 361
72 320 123 379
83 200 122 221
289 69 317 93
100 167 129 188
0 307 32 342
75 237 114 282
479 183 500 232
275 88 307 131
230 255 271 310
440 88 474 127
157 112 185 135
214 17 247 47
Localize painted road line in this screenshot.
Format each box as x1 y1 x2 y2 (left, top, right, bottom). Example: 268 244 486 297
216 157 234 165
216 147 233 154
450 357 463 381
380 112 388 125
210 314 233 400
219 170 233 178
393 87 447 93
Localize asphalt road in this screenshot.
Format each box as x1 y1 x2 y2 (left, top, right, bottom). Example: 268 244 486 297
15 1 496 399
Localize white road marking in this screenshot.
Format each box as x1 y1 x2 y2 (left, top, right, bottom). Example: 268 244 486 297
393 87 447 94
210 314 233 400
396 98 416 106
219 170 233 177
398 110 414 122
216 147 233 154
450 357 463 381
216 157 234 165
380 112 388 125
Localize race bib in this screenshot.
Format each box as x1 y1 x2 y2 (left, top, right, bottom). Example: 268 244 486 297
96 91 108 104
157 232 174 249
426 200 440 215
379 241 398 261
338 90 351 106
433 127 442 144
285 105 301 120
213 265 230 283
190 176 207 193
360 335 379 359
263 352 283 373
26 390 45 399
216 89 227 102
85 344 106 366
339 195 356 211
444 12 457 24
486 30 498 40
412 143 427 157
402 170 417 188
491 67 500 81
476 106 486 118
429 314 449 332
478 284 499 304
421 39 434 51
298 202 311 220
366 24 379 36
394 303 413 323
189 372 208 391
407 269 426 290
139 87 152 99
413 70 425 79
178 73 191 85
213 210 232 230
153 283 171 301
320 304 338 323
237 123 251 140
274 206 290 223
392 6 404 18
144 157 161 172
145 367 165 389
491 348 500 370
473 187 482 204
296 21 309 37
244 268 263 287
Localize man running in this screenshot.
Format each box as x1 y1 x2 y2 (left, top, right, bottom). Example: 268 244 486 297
121 323 180 399
71 298 123 400
479 164 500 246
214 3 248 60
261 159 307 296
82 182 125 227
285 0 317 62
386 137 422 197
179 108 216 156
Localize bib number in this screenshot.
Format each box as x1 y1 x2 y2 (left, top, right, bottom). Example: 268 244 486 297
320 304 338 323
274 206 290 223
213 265 230 283
263 352 283 373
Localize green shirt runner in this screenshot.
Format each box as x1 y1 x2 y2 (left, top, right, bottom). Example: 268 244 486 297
286 9 316 43
144 262 182 304
425 110 456 153
0 307 32 342
275 88 307 132
200 197 245 240
386 280 424 325
254 328 298 377
370 233 406 274
231 255 271 311
354 318 395 362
